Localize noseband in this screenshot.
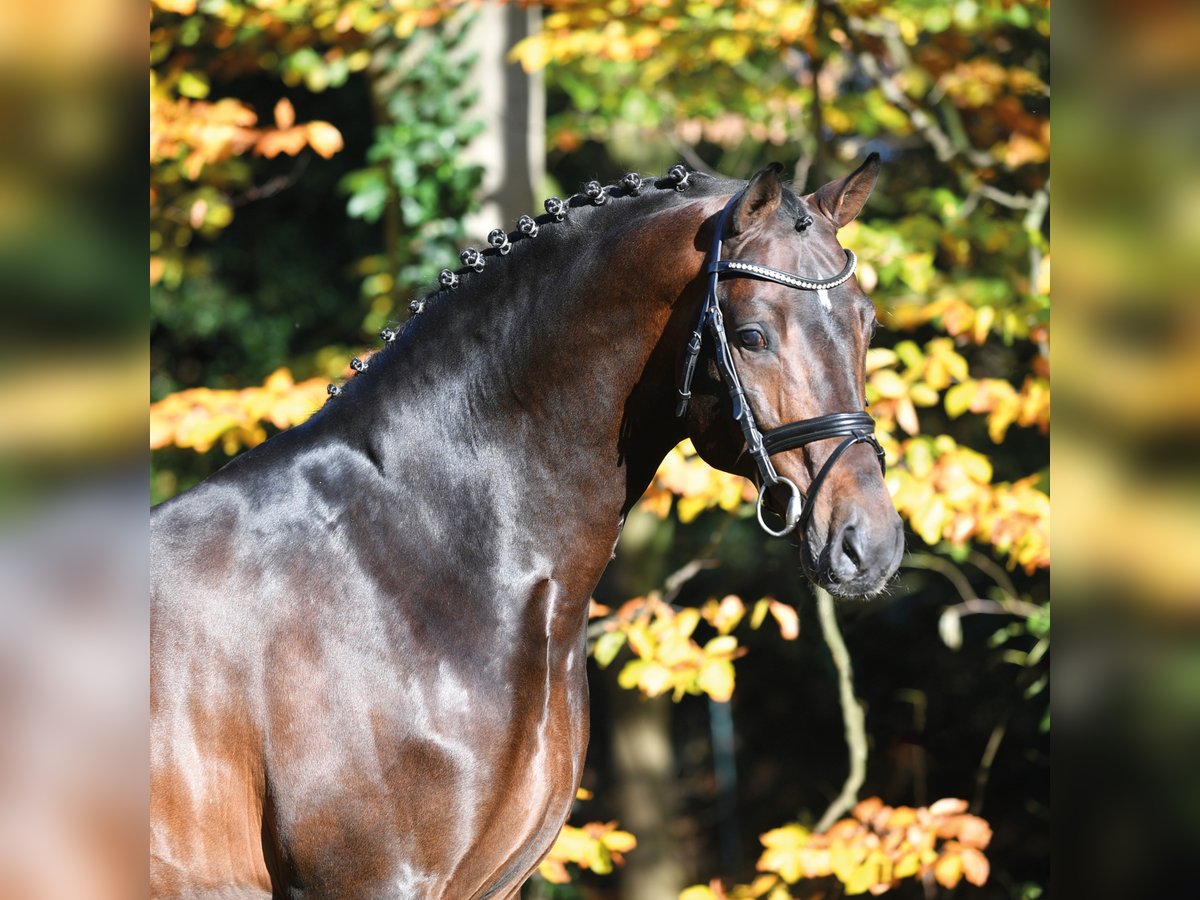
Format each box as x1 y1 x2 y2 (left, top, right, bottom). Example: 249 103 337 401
675 189 886 538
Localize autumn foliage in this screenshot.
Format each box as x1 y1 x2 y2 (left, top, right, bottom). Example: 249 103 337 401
683 797 992 898
150 0 1049 894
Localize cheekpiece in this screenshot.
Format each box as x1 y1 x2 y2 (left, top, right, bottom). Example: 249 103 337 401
487 229 512 255
459 248 485 272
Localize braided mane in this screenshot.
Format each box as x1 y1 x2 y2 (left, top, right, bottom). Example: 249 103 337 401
321 164 822 409
324 166 735 399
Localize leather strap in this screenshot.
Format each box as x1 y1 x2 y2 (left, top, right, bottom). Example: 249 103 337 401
673 187 883 538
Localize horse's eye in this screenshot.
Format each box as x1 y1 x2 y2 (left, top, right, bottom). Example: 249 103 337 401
738 328 766 350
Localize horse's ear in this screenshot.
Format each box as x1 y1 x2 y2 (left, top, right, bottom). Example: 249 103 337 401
729 162 785 236
807 153 881 229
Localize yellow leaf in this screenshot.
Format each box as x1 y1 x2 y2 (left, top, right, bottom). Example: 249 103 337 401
893 851 921 878
973 306 995 343
697 658 735 702
704 635 739 657
680 887 719 900
912 495 947 546
870 369 908 399
639 662 673 697
895 397 920 436
587 840 613 874
758 824 810 883
617 659 644 690
537 858 570 883
842 858 878 895
908 382 939 407
153 0 196 13
750 597 771 629
865 348 897 372
944 382 975 418
603 828 637 854
626 623 655 658
675 607 701 639
709 594 745 634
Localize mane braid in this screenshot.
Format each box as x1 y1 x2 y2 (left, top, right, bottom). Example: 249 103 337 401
322 166 749 404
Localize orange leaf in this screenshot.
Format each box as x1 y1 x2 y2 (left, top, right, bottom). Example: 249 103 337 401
537 858 570 883
274 97 295 129
306 121 344 159
853 797 884 823
956 815 994 849
768 600 800 640
256 128 308 158
928 798 968 817
960 846 990 886
933 851 963 889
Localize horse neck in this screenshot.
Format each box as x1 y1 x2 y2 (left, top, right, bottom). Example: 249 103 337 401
323 195 717 583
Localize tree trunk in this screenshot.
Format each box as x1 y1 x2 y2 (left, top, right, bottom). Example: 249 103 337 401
611 686 686 898
461 4 545 242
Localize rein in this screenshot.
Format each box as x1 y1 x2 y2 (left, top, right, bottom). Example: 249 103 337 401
676 190 886 538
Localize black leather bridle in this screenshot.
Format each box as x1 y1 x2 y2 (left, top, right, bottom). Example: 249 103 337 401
676 189 886 538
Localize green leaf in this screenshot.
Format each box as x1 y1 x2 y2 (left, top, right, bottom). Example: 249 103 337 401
895 340 924 371
177 71 210 99
945 382 975 418
593 630 627 668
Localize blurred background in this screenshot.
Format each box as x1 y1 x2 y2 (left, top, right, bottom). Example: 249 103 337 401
2 0 1194 897
145 2 1051 897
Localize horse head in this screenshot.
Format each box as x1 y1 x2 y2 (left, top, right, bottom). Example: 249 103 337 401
681 157 904 597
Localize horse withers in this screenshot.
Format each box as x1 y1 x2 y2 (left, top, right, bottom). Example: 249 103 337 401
150 159 903 898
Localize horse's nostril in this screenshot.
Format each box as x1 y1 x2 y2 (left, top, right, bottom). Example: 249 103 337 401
829 523 864 582
841 527 863 570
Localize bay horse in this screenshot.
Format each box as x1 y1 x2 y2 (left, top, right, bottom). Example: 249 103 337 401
151 158 904 898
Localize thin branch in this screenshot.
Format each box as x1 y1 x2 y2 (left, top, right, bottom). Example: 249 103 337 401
966 550 1019 601
825 7 991 169
971 718 1009 814
233 156 310 206
947 597 1044 620
975 182 1047 212
663 558 720 604
666 134 718 175
814 587 868 832
905 552 1042 618
902 552 977 605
